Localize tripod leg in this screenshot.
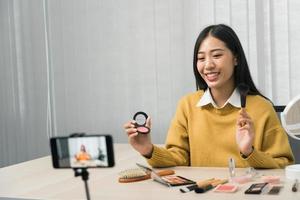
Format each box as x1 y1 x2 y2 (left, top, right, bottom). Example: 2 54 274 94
74 168 91 200
84 180 91 200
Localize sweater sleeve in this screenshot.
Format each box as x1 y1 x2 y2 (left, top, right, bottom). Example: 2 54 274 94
243 108 295 168
146 97 190 167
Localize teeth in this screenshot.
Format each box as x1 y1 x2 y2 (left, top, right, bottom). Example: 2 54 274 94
205 72 219 81
206 72 218 77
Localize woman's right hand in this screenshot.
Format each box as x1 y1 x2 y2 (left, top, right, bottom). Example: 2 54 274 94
123 117 153 158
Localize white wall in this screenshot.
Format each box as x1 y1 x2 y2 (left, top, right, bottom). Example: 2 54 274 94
1 0 300 167
0 0 49 167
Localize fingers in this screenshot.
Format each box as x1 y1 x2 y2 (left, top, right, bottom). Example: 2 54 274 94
128 132 138 138
123 120 136 128
237 109 253 128
123 120 138 136
237 117 252 126
146 116 152 128
239 108 251 119
237 119 253 129
237 121 251 130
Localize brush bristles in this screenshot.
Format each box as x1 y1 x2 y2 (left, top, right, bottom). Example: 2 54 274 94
118 168 147 179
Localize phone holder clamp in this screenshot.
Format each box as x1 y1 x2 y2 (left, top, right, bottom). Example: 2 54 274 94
73 168 91 200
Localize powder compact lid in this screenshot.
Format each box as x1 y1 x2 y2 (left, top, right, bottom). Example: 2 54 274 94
133 111 148 126
133 111 150 134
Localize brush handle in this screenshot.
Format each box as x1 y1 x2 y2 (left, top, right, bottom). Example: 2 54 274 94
118 169 175 183
156 169 175 176
196 178 215 187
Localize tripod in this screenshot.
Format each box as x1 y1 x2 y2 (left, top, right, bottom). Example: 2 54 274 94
74 168 91 200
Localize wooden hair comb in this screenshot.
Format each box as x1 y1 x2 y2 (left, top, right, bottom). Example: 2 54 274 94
118 168 175 183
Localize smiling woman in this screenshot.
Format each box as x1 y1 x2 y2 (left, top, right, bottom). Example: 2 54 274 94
1 0 300 169
123 24 295 169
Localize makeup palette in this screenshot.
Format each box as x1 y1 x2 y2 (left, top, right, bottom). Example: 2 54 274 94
214 184 238 193
133 111 150 134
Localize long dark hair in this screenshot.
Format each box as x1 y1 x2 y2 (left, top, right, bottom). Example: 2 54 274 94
193 24 263 97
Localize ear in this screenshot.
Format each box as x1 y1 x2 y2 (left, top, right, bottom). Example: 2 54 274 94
234 57 238 66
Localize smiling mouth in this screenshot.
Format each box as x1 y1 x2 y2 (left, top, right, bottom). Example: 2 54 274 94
204 72 220 82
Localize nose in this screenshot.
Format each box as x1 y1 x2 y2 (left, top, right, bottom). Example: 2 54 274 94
204 58 215 69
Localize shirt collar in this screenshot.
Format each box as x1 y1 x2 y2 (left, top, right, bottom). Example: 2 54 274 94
196 88 241 108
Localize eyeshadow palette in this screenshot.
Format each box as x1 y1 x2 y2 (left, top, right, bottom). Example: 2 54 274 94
160 175 195 186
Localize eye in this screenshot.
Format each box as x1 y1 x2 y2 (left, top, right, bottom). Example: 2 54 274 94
197 57 205 62
213 54 222 58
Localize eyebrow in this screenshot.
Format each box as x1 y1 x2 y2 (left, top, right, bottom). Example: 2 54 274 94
198 48 225 54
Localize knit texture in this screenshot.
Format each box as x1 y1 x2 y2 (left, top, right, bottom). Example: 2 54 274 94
147 90 294 169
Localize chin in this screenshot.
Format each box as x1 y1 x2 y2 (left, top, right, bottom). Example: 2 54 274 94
206 82 220 89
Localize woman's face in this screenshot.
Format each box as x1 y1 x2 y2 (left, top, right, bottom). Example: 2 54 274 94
81 145 86 152
197 35 237 92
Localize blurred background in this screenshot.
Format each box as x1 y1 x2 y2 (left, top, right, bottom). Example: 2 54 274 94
1 0 300 167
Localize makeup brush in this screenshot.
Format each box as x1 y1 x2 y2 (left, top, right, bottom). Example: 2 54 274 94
237 83 249 108
194 179 228 193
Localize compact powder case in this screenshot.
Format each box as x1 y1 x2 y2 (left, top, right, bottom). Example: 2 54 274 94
133 111 150 134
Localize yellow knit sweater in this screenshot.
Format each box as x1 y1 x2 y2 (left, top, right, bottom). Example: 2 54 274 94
147 90 294 168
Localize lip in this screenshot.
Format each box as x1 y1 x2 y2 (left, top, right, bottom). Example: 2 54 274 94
204 72 220 82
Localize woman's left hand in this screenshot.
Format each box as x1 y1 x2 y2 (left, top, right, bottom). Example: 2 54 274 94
236 108 255 157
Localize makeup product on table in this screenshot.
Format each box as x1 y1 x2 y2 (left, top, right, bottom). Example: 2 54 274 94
135 163 190 187
118 167 174 183
197 178 216 187
237 83 249 108
292 179 298 192
180 184 199 193
136 163 171 186
261 175 281 184
161 175 195 187
268 185 283 195
245 167 260 178
194 179 228 193
244 183 268 194
230 167 257 184
285 165 300 181
228 158 251 183
133 111 150 134
228 157 236 178
213 184 239 193
180 178 215 193
230 175 252 184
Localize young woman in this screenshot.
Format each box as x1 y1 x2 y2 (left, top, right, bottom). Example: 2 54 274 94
123 24 294 169
75 144 91 161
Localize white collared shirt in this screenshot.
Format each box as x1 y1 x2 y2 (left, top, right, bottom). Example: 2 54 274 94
196 88 241 109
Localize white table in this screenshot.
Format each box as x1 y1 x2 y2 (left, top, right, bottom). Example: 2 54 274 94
0 144 299 199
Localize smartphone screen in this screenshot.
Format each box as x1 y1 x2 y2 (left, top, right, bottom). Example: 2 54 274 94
50 135 114 168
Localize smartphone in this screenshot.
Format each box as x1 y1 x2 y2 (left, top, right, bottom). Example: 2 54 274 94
50 134 114 168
